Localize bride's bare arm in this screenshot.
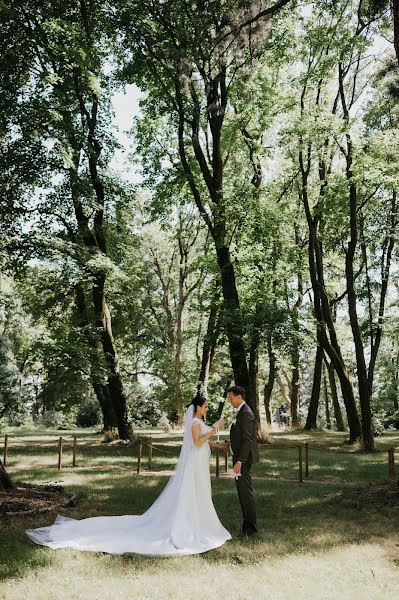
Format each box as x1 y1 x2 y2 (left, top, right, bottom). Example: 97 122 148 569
192 423 216 447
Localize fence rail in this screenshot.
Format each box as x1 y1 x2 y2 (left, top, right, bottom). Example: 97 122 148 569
2 435 397 483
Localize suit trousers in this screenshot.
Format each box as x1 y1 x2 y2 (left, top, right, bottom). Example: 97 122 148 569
234 459 257 533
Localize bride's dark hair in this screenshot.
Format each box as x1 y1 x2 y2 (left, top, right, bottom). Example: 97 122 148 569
186 389 207 411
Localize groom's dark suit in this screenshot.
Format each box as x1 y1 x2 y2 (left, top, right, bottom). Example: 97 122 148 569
230 403 259 535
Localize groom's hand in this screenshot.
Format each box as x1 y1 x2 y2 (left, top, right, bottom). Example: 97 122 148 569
233 461 242 475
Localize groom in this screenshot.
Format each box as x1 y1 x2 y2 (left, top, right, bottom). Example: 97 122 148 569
227 385 259 537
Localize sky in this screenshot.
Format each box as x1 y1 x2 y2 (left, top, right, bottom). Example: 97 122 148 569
110 84 143 184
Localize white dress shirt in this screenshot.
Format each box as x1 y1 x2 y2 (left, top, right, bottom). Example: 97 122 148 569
236 402 245 414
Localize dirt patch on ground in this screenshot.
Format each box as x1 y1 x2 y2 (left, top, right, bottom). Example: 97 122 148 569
329 482 399 507
0 481 77 517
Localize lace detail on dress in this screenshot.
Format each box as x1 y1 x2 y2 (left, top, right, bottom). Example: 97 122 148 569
192 417 211 436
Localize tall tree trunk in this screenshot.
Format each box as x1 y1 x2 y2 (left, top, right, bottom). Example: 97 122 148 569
175 261 184 416
264 332 276 425
63 107 130 439
198 284 221 396
91 381 117 432
302 202 361 441
339 63 374 451
366 191 396 396
304 344 323 430
394 0 399 65
290 222 304 428
248 331 260 431
216 377 233 419
75 284 118 431
176 68 252 412
394 353 399 412
323 361 331 430
325 358 345 431
290 351 301 427
298 69 362 443
0 460 14 492
215 243 252 408
92 278 131 440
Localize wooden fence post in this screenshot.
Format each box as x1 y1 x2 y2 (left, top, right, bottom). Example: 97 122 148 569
57 437 63 470
148 438 153 470
305 442 309 478
3 434 8 467
216 446 220 478
137 441 142 474
224 446 228 472
72 435 77 467
298 445 303 483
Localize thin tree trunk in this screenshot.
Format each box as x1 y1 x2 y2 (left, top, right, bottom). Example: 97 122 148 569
323 361 331 430
303 204 361 441
367 190 396 396
175 260 184 416
216 377 233 419
264 332 276 425
339 62 374 450
290 363 300 427
198 284 221 396
276 374 291 409
326 358 345 431
297 68 362 443
248 332 260 431
394 0 399 65
304 345 323 430
290 222 304 428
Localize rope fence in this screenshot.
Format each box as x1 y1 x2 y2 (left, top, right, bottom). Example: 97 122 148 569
2 435 398 483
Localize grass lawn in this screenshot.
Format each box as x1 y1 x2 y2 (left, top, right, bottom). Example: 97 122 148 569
1 427 399 599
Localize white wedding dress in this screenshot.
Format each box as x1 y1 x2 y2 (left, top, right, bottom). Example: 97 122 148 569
26 405 231 556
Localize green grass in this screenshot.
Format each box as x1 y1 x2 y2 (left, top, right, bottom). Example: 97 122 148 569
1 427 399 599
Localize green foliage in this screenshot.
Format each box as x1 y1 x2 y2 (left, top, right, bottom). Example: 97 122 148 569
76 398 102 427
0 0 398 438
0 335 21 420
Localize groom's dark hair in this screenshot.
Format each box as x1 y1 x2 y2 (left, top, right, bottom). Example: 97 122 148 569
227 385 246 399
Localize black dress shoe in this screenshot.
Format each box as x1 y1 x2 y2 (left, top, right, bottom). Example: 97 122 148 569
242 528 258 537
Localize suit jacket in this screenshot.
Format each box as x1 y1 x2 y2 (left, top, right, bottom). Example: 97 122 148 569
230 403 259 465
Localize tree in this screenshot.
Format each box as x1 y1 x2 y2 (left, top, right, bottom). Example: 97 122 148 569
1 1 132 437
117 0 291 412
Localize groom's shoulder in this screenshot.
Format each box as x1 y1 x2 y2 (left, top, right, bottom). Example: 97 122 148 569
241 403 255 419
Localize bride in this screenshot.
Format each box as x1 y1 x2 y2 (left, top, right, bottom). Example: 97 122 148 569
26 392 231 556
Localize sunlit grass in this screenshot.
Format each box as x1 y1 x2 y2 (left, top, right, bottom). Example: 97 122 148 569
1 428 399 598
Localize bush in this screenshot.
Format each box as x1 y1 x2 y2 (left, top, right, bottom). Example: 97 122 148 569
383 410 399 430
130 386 163 427
76 400 101 428
157 413 171 432
35 409 77 430
373 411 387 436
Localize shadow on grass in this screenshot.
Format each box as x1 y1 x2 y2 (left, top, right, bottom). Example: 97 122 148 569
2 430 399 581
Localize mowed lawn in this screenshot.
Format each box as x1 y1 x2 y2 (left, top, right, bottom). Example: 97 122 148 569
1 427 399 600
